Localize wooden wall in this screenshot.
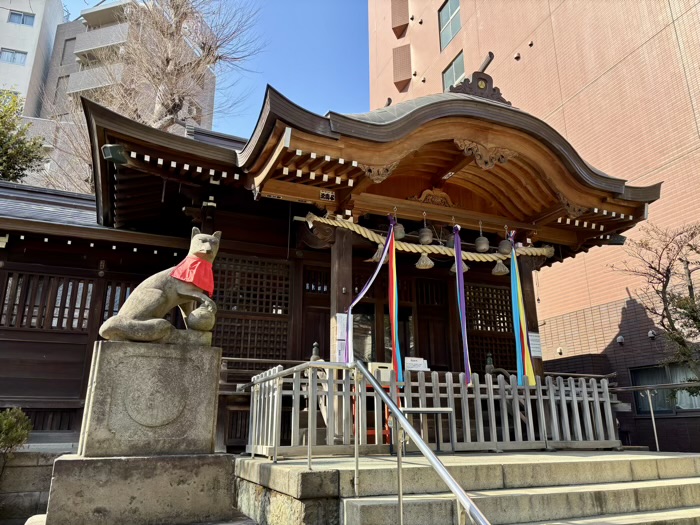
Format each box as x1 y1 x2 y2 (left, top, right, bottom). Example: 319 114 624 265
0 200 518 433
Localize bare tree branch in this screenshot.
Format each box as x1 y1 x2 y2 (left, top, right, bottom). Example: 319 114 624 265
40 0 260 192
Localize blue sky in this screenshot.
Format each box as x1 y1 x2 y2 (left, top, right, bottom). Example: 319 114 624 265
63 0 370 138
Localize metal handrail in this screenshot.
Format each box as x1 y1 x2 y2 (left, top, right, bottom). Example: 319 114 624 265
609 381 700 393
355 360 490 525
243 359 490 524
609 381 700 451
236 361 353 392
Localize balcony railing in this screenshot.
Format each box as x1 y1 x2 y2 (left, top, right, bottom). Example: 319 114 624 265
66 63 124 94
74 23 129 55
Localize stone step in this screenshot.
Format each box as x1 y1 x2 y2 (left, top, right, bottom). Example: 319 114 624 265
342 493 458 525
519 505 700 524
471 477 700 524
337 453 700 497
342 477 700 525
24 513 257 525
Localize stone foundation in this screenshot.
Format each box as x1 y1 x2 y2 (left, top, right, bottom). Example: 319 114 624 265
0 453 58 525
235 478 339 525
44 454 235 525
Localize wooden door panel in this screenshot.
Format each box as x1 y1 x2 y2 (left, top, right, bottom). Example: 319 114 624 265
302 307 330 360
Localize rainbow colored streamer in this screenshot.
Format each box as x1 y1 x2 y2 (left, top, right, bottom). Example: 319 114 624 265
453 225 472 384
388 219 403 382
509 231 535 386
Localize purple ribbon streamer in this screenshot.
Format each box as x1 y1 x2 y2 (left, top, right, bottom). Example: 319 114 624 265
453 225 471 384
344 217 395 363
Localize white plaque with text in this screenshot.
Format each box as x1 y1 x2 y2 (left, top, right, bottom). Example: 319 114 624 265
528 332 542 358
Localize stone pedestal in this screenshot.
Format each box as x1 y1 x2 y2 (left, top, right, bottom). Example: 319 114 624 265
29 341 237 525
78 341 221 457
44 454 235 525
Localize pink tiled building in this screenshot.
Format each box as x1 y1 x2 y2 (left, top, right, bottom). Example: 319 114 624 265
369 0 700 450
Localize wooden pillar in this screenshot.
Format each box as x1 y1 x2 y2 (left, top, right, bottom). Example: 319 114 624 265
200 204 216 234
330 228 353 361
518 255 547 378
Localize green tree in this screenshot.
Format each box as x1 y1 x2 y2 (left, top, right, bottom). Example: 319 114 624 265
0 407 32 481
0 90 45 183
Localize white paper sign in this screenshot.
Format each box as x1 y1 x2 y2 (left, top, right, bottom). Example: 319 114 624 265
528 332 542 358
405 357 429 371
334 313 351 362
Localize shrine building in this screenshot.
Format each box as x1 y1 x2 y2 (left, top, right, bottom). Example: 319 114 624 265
0 69 659 446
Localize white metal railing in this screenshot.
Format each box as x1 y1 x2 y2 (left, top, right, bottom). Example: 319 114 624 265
244 362 620 459
243 360 491 525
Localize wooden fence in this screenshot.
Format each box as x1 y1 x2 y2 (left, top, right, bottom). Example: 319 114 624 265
246 363 621 458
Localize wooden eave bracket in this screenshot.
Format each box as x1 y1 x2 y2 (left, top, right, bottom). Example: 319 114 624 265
246 126 293 192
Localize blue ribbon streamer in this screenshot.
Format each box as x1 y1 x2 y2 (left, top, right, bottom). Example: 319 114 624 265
453 225 472 384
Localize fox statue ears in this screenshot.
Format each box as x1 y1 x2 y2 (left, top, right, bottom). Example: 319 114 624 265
191 227 222 240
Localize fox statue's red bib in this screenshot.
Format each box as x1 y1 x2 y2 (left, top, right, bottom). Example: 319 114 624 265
170 256 214 297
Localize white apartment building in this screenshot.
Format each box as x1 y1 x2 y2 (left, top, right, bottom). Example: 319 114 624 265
0 0 64 116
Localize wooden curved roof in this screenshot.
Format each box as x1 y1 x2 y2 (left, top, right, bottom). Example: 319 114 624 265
83 76 661 257
237 85 659 252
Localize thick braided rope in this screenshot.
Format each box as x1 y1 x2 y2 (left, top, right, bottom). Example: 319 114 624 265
306 213 554 261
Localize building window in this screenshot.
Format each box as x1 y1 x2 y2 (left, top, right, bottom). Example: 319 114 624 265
631 364 700 415
438 0 461 50
8 11 35 27
0 48 28 66
61 38 76 66
442 51 465 91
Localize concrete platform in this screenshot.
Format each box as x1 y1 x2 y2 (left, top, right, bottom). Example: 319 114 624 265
235 451 700 525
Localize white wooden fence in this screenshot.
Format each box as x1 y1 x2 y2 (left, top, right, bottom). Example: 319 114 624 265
245 363 621 458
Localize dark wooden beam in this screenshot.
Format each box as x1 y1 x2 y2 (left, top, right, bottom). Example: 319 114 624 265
330 228 352 361
260 179 335 208
518 255 547 378
526 206 566 227
431 151 472 188
0 217 190 249
351 193 579 246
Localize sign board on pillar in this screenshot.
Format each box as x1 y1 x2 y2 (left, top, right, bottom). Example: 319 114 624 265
528 332 542 358
334 313 352 362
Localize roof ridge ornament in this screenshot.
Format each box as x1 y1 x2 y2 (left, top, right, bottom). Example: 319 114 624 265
449 52 511 106
454 139 517 170
449 72 511 105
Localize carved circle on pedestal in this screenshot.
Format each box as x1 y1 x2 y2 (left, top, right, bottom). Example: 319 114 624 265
124 357 187 428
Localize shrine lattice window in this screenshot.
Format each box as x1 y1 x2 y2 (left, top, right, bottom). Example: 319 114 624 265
0 271 95 331
465 284 516 372
214 255 290 315
213 254 291 365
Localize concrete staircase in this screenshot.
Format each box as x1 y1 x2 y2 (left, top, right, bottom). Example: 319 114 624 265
340 452 700 525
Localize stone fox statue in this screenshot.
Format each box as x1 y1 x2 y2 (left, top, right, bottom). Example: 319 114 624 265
99 227 221 342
